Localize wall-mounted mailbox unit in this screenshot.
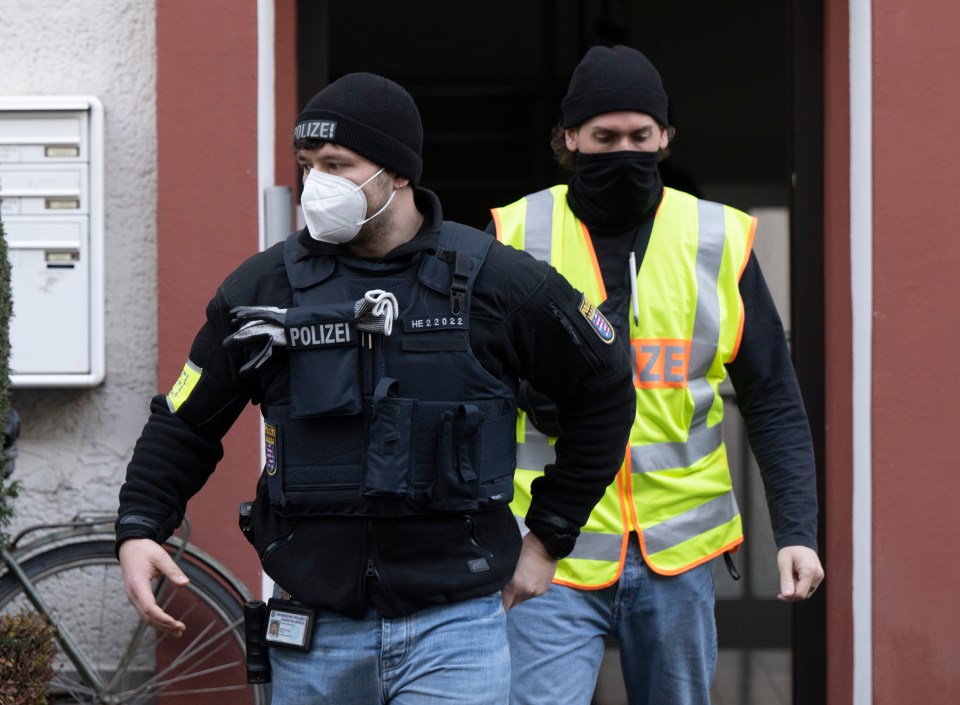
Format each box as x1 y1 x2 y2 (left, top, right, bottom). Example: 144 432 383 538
0 96 104 387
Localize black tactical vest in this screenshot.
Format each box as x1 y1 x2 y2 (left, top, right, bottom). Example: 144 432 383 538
262 225 517 517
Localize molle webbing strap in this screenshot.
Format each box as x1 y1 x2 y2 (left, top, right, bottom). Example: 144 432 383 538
450 251 471 314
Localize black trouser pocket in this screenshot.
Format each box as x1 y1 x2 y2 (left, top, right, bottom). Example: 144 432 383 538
362 378 415 497
431 404 482 511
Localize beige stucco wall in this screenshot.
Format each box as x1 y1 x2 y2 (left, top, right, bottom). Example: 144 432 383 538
0 0 157 531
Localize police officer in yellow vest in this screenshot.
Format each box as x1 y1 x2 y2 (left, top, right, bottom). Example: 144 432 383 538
490 46 824 705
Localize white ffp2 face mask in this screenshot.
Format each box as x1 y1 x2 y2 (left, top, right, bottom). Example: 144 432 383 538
300 168 396 244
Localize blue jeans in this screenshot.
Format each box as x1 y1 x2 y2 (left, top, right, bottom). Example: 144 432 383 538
269 592 510 704
507 537 716 705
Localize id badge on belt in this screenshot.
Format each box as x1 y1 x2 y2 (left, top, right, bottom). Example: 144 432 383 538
263 598 316 652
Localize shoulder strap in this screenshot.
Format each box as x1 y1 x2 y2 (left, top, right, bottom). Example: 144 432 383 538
419 223 494 314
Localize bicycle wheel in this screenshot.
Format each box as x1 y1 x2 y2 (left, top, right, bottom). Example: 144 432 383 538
0 540 268 704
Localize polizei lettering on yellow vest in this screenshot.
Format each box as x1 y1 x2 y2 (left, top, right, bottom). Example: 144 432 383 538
287 321 354 348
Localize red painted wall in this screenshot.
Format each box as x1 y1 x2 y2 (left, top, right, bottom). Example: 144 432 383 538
156 1 262 596
823 2 854 702
871 1 960 700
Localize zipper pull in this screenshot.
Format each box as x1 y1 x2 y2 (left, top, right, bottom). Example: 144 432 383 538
365 558 379 579
547 301 582 347
466 516 478 547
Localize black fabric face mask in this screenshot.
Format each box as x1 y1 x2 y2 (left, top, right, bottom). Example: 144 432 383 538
568 150 663 229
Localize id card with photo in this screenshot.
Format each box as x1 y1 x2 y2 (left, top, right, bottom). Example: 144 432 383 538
264 598 316 652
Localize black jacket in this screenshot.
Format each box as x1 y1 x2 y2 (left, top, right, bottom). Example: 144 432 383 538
116 189 635 617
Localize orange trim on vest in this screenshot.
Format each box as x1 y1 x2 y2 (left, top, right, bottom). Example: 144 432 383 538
553 571 622 591
739 216 758 279
626 437 743 577
553 456 633 590
491 208 504 242
637 532 745 577
657 187 670 216
620 444 640 533
578 222 607 302
728 297 746 364
727 215 757 363
617 456 634 539
553 464 632 590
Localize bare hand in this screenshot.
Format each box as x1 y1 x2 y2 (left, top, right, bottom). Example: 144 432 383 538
776 545 824 602
119 538 190 636
502 532 559 612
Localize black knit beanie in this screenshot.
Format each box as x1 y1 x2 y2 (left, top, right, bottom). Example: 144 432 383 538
561 45 669 129
295 72 423 185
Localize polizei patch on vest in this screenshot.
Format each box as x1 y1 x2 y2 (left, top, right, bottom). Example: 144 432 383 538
286 321 355 349
294 120 337 141
579 296 615 344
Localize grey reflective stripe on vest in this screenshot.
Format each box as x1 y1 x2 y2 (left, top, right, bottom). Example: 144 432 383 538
516 423 556 469
642 489 739 555
517 423 624 564
568 531 622 562
631 199 727 474
630 424 723 473
514 190 561 470
513 519 625 564
522 189 555 263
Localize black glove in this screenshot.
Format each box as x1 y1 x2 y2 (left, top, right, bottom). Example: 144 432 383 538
223 306 288 376
518 380 561 437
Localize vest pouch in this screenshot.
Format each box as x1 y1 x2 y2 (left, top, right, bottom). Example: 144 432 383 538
362 377 415 497
250 472 297 564
431 404 482 511
286 303 360 417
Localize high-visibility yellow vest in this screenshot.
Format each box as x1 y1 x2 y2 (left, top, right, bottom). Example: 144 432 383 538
492 184 756 587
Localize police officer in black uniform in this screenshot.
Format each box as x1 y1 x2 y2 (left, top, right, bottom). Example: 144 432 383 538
116 73 635 705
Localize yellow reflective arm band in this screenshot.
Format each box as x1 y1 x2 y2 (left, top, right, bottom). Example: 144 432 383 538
166 361 202 413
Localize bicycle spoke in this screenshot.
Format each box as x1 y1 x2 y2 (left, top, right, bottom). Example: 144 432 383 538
129 658 246 692
47 672 100 701
0 540 262 704
106 612 153 692
127 683 252 701
151 622 239 681
120 617 246 700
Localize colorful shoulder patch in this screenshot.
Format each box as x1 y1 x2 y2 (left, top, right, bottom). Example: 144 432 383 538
264 422 278 476
579 296 616 344
166 360 202 413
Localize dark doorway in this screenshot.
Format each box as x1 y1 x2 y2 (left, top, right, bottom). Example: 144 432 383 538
296 2 826 703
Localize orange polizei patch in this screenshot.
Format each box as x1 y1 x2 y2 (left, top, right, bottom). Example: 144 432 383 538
632 338 692 388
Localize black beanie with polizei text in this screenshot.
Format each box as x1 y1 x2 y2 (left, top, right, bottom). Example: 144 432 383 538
295 72 424 185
